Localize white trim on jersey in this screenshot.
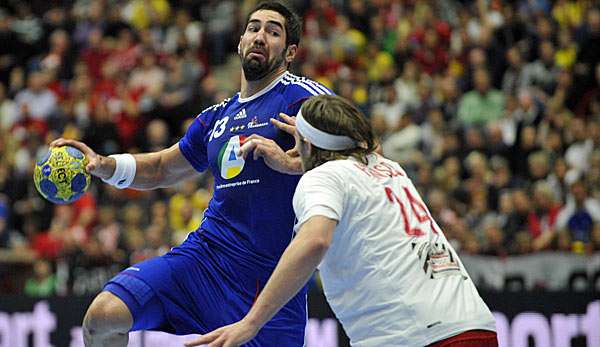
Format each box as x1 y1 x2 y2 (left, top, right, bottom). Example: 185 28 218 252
285 72 334 95
238 72 287 103
197 97 231 117
280 77 320 96
282 73 333 96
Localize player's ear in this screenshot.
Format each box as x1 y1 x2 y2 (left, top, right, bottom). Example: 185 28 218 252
285 44 297 64
304 138 312 156
238 41 241 55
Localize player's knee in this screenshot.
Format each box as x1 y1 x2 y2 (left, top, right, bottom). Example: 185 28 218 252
83 291 132 337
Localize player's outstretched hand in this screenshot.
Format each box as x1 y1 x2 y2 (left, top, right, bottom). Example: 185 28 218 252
49 138 113 179
184 320 258 347
271 113 296 135
238 134 302 175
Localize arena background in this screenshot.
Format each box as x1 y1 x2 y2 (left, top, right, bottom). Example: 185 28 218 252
0 0 598 346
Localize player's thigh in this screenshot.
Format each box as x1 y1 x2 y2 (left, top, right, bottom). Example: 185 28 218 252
103 256 174 332
104 251 240 334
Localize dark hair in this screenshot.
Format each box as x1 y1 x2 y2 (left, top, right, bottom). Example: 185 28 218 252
300 95 377 169
244 1 302 47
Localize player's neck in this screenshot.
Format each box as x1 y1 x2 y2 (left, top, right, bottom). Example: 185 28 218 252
240 67 287 99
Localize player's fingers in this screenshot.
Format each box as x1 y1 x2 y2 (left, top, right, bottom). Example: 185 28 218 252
244 134 268 143
208 335 227 347
86 162 96 173
285 148 299 157
271 118 295 135
253 143 264 161
238 139 258 157
49 138 65 147
279 113 296 125
184 330 222 346
50 138 95 156
49 138 79 148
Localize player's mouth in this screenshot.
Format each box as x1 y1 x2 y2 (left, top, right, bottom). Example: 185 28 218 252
248 48 267 61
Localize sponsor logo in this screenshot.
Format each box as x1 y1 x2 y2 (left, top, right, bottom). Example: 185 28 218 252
217 135 246 179
248 116 269 129
233 109 247 120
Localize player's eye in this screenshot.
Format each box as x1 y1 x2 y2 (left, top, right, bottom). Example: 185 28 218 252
247 25 259 32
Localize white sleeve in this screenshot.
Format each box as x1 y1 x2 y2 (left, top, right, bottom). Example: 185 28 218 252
292 167 345 233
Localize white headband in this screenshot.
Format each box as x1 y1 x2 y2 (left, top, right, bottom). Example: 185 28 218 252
296 109 357 151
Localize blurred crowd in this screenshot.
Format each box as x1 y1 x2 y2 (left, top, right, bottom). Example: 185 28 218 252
0 0 599 296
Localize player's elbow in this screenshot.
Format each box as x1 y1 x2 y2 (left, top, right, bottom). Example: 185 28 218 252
307 236 331 256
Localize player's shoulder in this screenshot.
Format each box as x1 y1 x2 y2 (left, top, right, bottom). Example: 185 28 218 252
301 159 348 186
279 71 334 99
198 97 234 117
192 96 235 127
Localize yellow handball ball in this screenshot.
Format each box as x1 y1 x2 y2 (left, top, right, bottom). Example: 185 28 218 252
33 146 91 204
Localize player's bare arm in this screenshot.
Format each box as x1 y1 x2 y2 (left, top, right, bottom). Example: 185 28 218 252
49 138 198 190
185 215 336 347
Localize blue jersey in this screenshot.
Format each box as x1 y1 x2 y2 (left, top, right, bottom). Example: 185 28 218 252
179 71 333 268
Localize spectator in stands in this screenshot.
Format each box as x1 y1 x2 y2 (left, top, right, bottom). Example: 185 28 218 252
502 46 526 96
0 82 18 131
121 202 146 264
381 110 421 165
513 231 533 255
564 117 594 174
528 181 562 250
14 71 57 123
482 219 508 257
138 118 169 153
169 179 209 244
556 179 600 253
93 206 125 263
23 259 56 297
504 189 531 246
589 149 600 200
511 125 540 179
591 223 600 253
458 68 504 126
522 40 560 97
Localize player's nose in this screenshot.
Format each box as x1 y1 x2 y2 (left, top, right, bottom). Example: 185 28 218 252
252 29 267 45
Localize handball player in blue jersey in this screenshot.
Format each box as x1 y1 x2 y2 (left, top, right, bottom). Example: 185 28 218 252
51 2 332 346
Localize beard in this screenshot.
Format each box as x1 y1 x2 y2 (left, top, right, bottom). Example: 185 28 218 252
242 49 286 81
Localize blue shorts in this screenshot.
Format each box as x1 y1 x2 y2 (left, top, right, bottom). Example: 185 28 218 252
104 230 307 346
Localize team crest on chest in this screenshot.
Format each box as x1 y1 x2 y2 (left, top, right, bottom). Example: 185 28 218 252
217 135 246 179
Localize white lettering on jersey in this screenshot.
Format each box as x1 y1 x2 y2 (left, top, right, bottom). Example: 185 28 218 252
209 116 229 141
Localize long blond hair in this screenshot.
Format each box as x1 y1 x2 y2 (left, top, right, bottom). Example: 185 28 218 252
300 95 377 170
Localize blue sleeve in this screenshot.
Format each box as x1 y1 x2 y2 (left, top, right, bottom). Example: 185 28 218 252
285 79 335 117
179 113 210 173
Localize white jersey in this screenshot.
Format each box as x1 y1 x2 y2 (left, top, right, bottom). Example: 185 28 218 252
293 154 496 347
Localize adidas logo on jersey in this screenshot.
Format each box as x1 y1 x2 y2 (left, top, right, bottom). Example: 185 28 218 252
233 109 247 120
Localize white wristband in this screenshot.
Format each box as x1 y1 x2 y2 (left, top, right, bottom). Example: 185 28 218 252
101 154 137 189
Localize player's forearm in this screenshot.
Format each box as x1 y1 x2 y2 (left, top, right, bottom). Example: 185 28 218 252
98 144 193 190
96 152 166 190
129 152 171 190
244 233 330 329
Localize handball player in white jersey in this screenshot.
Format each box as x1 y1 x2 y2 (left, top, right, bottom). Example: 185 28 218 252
187 95 498 347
